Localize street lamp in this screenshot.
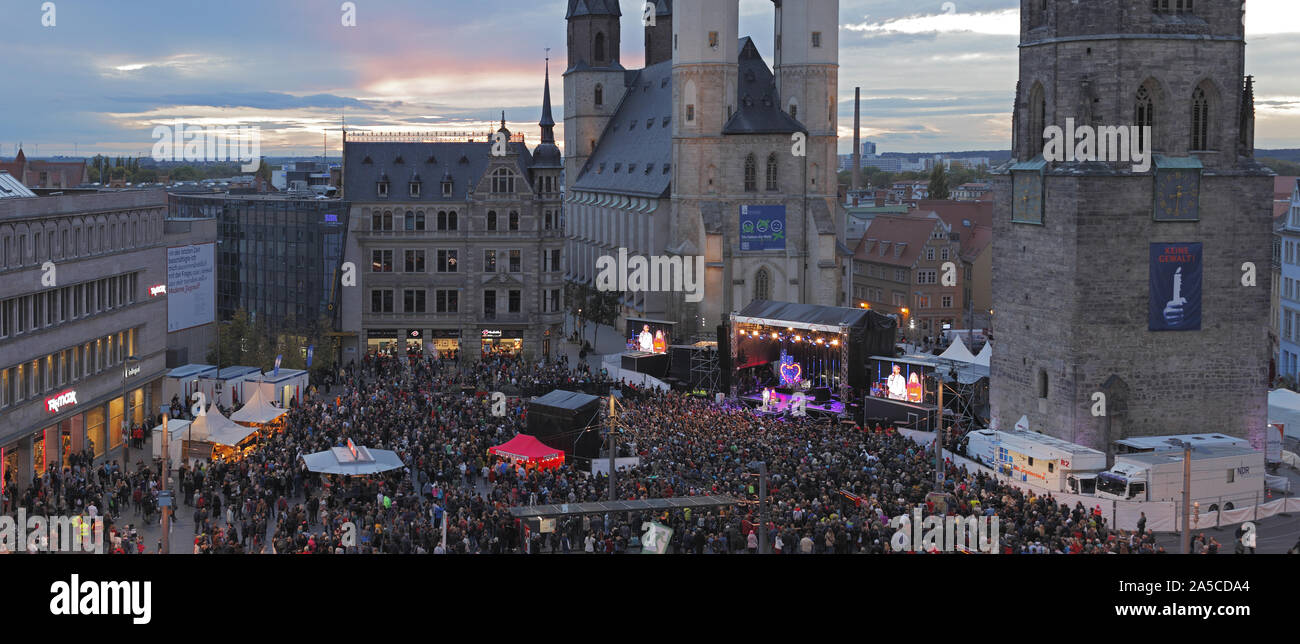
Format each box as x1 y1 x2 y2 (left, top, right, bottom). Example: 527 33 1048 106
746 460 769 554
120 355 140 469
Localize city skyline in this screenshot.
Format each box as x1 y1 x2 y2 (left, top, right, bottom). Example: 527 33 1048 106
2 0 1299 159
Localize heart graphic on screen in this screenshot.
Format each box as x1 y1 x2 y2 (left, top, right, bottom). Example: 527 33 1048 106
778 351 801 386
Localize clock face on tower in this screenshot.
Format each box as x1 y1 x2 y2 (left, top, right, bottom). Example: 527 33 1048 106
1154 169 1200 221
1012 171 1043 224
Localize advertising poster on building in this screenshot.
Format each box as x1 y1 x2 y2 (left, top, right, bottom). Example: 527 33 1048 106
167 242 216 332
739 205 786 251
1149 242 1202 332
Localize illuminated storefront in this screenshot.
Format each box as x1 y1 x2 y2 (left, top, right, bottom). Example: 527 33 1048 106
481 329 524 356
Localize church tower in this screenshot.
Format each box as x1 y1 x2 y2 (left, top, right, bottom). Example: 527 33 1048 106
563 0 626 183
645 0 673 66
991 0 1271 453
773 0 839 197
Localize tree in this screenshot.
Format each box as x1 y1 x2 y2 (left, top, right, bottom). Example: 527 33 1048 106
587 289 620 345
256 159 271 183
928 163 950 200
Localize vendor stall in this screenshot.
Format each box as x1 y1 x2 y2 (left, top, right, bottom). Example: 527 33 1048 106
151 418 191 468
242 369 309 408
230 383 289 429
488 433 565 471
187 404 259 463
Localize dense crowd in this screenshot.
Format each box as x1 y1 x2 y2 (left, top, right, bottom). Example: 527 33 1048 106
4 352 1178 554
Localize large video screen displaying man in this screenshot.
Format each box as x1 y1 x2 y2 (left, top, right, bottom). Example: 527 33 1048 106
1149 242 1202 332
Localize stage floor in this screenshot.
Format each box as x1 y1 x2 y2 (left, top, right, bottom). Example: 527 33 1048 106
739 391 846 416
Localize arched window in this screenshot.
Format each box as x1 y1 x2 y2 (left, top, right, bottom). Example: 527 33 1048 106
594 32 606 63
595 84 603 107
765 154 778 191
1191 86 1209 150
789 103 798 120
754 268 770 302
491 168 515 193
1135 85 1155 151
1027 83 1046 157
743 154 756 192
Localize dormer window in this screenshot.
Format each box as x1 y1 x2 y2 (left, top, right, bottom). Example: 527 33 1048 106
362 155 373 164
377 181 389 198
614 163 622 173
394 155 405 164
442 181 452 196
491 167 515 193
409 181 421 198
426 155 437 164
628 164 636 174
663 163 671 174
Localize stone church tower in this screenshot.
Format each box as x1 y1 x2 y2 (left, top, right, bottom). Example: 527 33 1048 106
991 0 1272 453
563 0 626 184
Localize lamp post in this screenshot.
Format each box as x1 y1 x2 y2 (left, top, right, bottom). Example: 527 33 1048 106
120 355 140 469
747 461 769 554
1166 438 1193 554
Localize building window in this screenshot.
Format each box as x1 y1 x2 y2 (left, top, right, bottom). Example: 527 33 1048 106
941 248 950 261
404 250 425 273
754 268 770 301
1135 85 1155 151
487 211 498 231
595 84 604 107
484 249 497 273
437 249 458 273
686 104 695 122
483 290 497 319
594 32 607 62
436 289 459 313
370 289 394 313
1028 83 1046 154
438 210 458 231
403 289 426 313
811 31 822 48
544 211 553 230
372 210 394 231
409 181 421 198
509 249 522 272
508 290 521 313
1037 369 1049 399
442 181 453 196
492 168 516 194
371 249 393 272
925 247 935 261
942 295 953 308
509 211 520 231
917 270 937 285
377 181 389 198
1191 86 1209 151
708 31 718 48
744 154 757 192
404 210 426 231
765 154 778 191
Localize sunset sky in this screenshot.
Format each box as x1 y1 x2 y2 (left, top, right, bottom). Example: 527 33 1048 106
1 0 1298 158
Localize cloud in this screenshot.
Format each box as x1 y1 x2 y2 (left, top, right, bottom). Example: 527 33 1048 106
845 8 1019 36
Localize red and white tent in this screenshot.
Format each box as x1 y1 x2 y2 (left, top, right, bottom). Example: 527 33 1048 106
488 434 565 470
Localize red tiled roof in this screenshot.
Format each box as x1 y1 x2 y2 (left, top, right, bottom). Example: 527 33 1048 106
1275 176 1298 201
1275 201 1292 220
853 214 941 268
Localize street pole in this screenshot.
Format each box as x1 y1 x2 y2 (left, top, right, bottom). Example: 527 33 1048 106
1181 441 1192 554
758 461 768 555
607 394 616 502
935 373 945 492
160 418 170 554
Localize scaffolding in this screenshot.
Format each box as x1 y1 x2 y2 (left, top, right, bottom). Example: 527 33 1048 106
689 342 720 393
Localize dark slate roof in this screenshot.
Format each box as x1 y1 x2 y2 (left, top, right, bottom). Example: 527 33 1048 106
566 0 620 18
344 140 532 202
652 0 672 16
571 60 673 198
723 38 807 136
530 389 601 411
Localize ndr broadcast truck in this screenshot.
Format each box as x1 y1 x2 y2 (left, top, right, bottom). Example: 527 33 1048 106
961 430 1108 494
1094 445 1264 509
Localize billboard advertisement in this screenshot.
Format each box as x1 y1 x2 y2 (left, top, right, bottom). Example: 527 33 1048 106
1149 242 1202 332
167 242 216 332
739 205 786 251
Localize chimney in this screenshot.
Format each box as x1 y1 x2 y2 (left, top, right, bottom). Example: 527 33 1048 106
852 87 862 192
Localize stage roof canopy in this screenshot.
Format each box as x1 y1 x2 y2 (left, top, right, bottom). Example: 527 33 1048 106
507 495 740 519
531 389 601 410
302 444 405 475
732 300 888 333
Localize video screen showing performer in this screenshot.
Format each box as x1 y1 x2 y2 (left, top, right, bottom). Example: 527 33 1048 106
625 319 672 354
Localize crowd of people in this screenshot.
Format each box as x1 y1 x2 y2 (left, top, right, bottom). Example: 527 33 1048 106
0 350 1256 554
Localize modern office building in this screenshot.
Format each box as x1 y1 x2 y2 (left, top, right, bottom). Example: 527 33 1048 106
0 189 169 492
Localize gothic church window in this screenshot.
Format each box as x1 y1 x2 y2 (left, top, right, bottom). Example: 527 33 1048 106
1191 86 1209 151
744 154 757 192
765 154 778 191
754 268 770 302
1135 85 1155 151
595 84 603 107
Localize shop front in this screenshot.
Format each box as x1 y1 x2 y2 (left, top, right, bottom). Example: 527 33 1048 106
429 329 461 360
481 328 524 357
365 329 401 357
405 329 424 357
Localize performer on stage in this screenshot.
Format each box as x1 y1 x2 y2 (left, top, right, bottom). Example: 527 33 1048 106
761 387 772 411
652 329 666 354
887 364 907 401
638 325 654 352
907 372 923 403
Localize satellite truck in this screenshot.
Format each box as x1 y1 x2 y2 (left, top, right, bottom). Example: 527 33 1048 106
960 428 1108 495
1094 445 1265 509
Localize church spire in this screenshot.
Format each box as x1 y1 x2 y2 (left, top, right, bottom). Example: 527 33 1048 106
539 54 556 144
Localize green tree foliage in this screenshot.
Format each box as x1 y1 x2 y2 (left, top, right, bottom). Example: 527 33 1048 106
928 163 951 200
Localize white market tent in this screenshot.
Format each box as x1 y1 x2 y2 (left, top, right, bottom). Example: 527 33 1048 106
189 404 258 446
230 382 288 426
937 335 977 364
151 418 191 466
1267 389 1300 441
972 342 992 368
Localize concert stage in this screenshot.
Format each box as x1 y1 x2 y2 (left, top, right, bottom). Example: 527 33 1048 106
739 390 847 417
728 300 898 421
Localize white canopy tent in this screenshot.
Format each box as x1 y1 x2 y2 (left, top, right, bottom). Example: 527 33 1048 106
151 418 191 467
972 342 992 368
1267 389 1300 441
937 335 977 364
230 382 288 426
189 405 258 446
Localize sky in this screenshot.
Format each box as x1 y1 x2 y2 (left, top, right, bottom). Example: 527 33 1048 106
0 0 1298 159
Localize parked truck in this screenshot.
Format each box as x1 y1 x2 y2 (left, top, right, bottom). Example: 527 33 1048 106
960 429 1107 494
1094 445 1265 509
